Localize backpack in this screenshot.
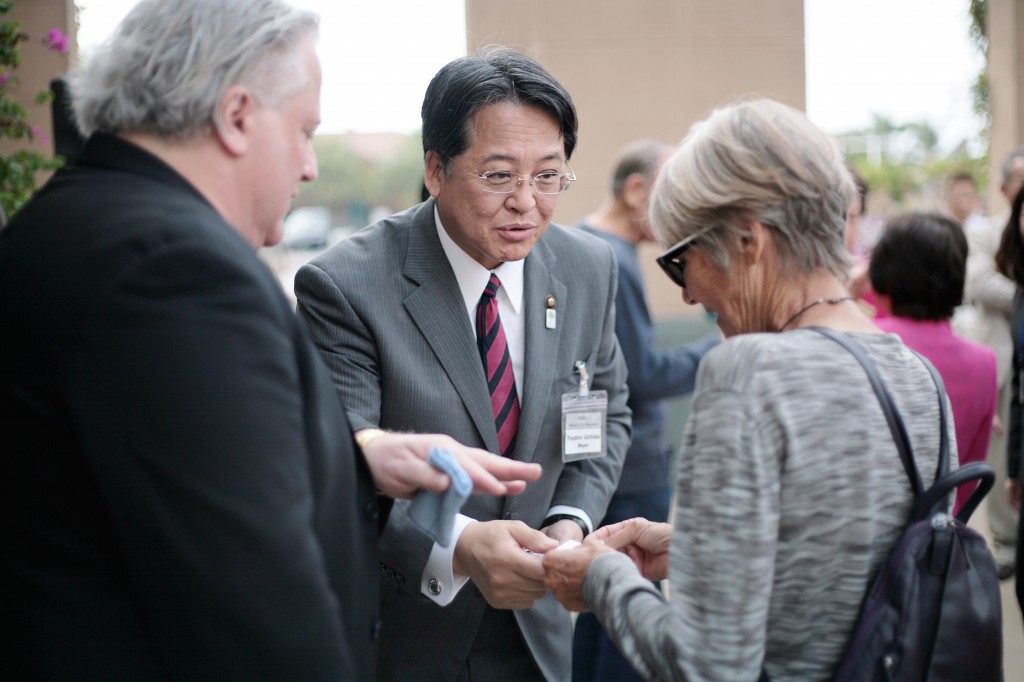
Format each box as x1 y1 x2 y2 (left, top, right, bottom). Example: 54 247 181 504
817 328 1003 682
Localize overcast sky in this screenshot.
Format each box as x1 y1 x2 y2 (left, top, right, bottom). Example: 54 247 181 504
76 0 984 149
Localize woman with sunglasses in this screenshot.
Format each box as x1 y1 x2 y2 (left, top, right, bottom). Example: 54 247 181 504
542 99 951 680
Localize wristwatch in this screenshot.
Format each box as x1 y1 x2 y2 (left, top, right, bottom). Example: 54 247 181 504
542 513 589 538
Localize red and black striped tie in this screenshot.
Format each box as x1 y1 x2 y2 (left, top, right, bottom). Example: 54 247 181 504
476 274 520 457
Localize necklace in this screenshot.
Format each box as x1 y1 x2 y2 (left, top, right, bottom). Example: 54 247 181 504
780 295 853 331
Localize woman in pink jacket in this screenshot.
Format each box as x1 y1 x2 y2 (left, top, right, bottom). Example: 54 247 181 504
869 212 998 513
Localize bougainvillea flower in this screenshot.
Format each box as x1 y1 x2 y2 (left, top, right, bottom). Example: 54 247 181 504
42 28 69 54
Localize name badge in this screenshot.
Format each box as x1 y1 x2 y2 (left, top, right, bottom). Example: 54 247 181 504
561 361 608 462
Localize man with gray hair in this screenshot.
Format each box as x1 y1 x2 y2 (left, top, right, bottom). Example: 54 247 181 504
0 1 539 679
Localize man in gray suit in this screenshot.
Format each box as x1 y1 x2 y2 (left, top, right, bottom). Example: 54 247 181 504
296 50 630 681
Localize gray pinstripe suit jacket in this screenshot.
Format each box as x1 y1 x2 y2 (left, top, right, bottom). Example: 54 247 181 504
295 199 630 681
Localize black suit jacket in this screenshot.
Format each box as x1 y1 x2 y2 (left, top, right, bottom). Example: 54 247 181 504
0 134 380 680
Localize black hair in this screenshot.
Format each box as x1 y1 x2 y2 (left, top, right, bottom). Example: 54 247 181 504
868 212 967 320
420 49 578 173
995 184 1024 285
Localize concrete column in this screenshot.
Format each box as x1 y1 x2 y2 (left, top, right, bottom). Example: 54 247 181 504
987 0 1024 211
465 0 804 318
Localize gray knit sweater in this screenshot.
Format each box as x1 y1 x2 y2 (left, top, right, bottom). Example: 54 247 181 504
583 329 950 681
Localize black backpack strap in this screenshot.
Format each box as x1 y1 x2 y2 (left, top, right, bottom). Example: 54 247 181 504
809 328 931 497
915 352 951 483
762 329 974 682
908 355 954 519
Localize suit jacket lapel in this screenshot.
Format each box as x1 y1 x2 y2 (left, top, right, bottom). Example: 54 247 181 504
517 238 566 464
401 203 499 453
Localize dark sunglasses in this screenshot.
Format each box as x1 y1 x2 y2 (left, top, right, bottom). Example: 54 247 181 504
656 233 702 289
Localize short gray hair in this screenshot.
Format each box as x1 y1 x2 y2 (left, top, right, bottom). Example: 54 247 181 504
610 139 672 197
650 99 854 280
69 0 319 139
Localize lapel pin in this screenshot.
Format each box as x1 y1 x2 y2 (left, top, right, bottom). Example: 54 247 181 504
545 294 557 329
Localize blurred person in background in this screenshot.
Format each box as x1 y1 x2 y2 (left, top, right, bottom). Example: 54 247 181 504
845 166 880 316
959 146 1024 580
994 184 1024 621
541 99 951 680
869 212 996 513
573 139 719 682
844 165 869 257
946 170 987 232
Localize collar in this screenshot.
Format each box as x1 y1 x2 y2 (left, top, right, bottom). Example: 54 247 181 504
434 206 525 315
579 222 638 253
78 133 208 204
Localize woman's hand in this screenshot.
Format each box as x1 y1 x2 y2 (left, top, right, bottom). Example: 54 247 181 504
542 541 615 612
591 517 673 581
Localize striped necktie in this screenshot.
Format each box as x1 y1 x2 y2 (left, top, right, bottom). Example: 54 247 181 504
476 274 520 457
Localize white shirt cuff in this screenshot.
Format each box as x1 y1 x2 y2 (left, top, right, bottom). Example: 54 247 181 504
420 514 476 606
545 504 594 535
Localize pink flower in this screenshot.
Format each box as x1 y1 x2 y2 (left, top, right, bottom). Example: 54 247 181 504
27 126 48 146
0 72 9 86
41 28 68 54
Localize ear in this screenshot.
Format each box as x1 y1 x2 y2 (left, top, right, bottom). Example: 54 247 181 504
740 219 770 264
424 150 445 198
213 85 256 158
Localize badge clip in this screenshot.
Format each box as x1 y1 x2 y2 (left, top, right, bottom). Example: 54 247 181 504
561 360 607 462
575 360 590 397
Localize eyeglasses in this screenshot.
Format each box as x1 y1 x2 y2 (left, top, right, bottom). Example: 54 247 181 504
447 156 575 195
656 226 717 289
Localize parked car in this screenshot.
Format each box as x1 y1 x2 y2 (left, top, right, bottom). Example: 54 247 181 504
283 206 331 249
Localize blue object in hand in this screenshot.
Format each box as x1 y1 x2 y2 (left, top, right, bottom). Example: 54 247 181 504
407 446 473 547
